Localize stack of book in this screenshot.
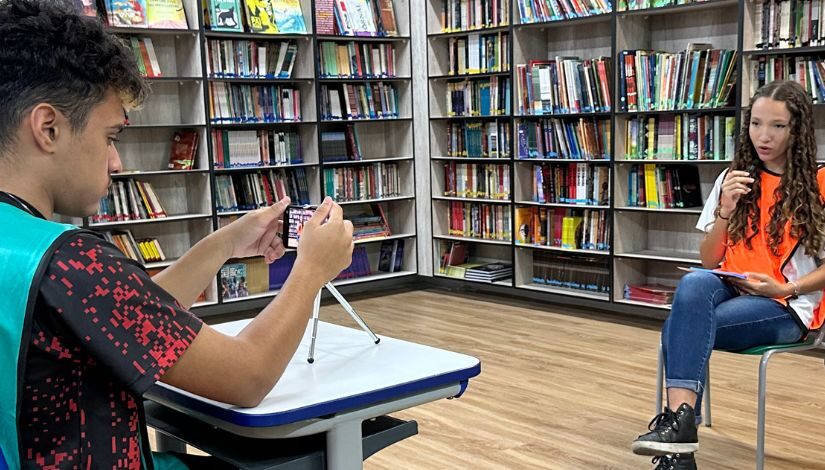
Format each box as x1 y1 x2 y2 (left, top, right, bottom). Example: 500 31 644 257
126 37 162 77
515 58 612 115
215 169 310 211
465 262 512 283
624 283 676 305
750 56 825 103
319 42 397 78
102 230 166 264
618 44 737 112
206 40 298 79
321 125 362 162
532 252 610 293
446 121 511 158
335 246 372 279
440 0 509 31
317 0 399 37
517 118 611 160
94 179 167 223
378 239 405 272
212 129 302 168
324 163 401 202
516 0 611 23
751 0 825 49
346 205 392 240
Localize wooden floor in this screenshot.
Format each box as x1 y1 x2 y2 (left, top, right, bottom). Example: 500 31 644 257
156 288 825 469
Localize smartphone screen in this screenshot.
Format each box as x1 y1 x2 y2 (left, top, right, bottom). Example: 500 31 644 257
284 205 317 248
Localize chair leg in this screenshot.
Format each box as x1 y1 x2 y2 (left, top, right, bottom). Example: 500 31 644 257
756 350 776 470
704 360 712 427
656 342 664 415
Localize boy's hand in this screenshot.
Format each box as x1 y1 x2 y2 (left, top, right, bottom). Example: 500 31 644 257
215 197 290 263
293 197 354 282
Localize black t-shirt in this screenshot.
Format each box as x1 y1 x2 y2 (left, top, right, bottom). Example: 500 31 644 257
1 194 204 469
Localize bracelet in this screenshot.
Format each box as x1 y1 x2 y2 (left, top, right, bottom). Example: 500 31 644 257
787 280 801 297
714 207 731 220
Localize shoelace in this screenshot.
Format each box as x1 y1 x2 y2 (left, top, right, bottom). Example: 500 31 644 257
648 408 679 433
652 455 675 470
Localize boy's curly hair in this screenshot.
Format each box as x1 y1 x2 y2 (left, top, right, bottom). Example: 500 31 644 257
0 0 147 154
728 80 825 257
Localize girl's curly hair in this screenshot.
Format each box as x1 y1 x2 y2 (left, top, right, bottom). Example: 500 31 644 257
727 80 825 257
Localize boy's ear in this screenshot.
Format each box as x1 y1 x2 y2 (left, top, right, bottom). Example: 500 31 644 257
29 104 61 154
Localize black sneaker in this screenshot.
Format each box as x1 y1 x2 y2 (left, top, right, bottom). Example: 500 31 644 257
652 453 697 470
632 403 699 456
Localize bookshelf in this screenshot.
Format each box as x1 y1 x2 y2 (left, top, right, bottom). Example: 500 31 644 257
315 0 418 291
511 8 614 299
426 0 514 284
422 0 825 316
614 1 739 309
86 0 219 306
80 0 416 314
84 0 825 317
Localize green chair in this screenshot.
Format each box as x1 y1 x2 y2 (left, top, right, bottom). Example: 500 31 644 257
655 328 825 470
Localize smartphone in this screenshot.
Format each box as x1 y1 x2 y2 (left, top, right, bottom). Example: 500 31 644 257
283 204 318 249
678 266 748 280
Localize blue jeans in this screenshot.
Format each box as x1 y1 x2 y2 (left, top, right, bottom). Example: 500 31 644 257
662 271 804 416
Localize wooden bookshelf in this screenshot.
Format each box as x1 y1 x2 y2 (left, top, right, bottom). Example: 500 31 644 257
426 0 514 285
82 0 417 313
421 0 825 315
88 0 825 316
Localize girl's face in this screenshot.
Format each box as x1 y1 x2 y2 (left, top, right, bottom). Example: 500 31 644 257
749 97 792 173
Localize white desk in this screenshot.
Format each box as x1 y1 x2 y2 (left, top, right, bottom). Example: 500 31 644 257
146 319 481 469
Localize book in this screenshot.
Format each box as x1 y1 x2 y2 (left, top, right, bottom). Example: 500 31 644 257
106 0 148 27
220 263 248 299
392 239 404 272
678 266 748 280
464 262 512 282
378 240 398 273
623 283 675 305
377 0 398 36
268 253 297 290
168 130 199 170
146 0 188 28
206 0 243 31
271 0 308 33
315 0 336 34
244 0 279 33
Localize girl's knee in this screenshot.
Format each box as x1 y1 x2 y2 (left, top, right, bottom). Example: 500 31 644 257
676 271 722 296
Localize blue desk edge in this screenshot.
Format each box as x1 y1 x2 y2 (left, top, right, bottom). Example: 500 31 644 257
148 361 482 428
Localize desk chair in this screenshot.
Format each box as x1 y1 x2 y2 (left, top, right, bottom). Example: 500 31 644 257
654 328 825 470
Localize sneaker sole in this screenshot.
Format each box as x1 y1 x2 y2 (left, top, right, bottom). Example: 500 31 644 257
631 441 698 456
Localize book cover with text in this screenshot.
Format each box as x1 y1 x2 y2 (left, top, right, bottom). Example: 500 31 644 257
146 0 188 28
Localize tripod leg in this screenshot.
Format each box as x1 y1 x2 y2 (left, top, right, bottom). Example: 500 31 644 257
324 282 380 344
307 290 322 363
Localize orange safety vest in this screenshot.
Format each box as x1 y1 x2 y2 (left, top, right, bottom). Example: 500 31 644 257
721 168 825 329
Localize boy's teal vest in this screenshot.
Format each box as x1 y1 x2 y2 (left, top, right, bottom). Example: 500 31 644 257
0 203 77 469
0 203 188 470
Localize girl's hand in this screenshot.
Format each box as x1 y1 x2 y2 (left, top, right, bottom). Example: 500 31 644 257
718 170 755 217
732 273 792 299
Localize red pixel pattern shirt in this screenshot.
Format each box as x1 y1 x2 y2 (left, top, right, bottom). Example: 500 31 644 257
5 195 203 470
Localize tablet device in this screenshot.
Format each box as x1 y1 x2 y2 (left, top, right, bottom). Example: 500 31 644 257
678 266 748 280
283 204 318 249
